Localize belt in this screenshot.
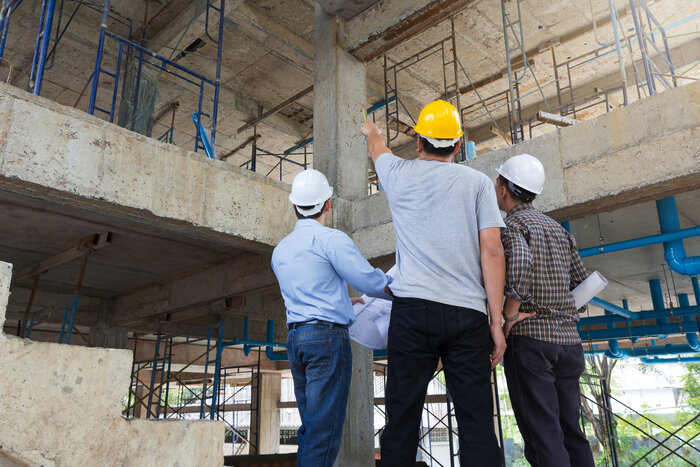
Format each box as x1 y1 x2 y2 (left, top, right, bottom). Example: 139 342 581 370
287 319 348 330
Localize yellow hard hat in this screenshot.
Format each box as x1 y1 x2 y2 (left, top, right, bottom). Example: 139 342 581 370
413 99 464 140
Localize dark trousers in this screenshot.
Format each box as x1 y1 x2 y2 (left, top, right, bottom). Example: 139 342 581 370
380 297 501 466
503 335 595 467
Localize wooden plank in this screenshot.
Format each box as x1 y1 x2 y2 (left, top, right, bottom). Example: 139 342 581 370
237 85 313 134
537 111 579 127
14 232 113 281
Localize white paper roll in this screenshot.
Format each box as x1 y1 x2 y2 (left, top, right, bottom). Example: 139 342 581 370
572 271 608 309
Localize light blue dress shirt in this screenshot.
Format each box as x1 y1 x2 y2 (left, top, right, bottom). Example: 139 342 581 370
271 219 391 326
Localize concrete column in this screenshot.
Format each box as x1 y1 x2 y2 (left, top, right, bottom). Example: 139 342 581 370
89 299 128 349
257 372 282 454
313 5 374 467
313 3 368 204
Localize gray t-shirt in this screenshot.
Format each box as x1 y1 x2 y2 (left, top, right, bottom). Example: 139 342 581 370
375 153 505 313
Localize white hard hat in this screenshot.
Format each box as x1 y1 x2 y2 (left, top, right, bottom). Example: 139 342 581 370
289 169 334 216
495 154 545 195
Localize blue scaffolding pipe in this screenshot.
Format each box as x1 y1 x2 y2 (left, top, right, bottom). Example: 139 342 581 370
0 0 24 58
29 0 56 96
87 0 110 116
283 137 313 155
578 226 700 258
280 98 396 155
257 148 306 167
656 196 700 276
192 113 216 159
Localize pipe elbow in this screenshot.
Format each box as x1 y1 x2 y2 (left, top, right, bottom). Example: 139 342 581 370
265 346 287 361
687 333 700 352
664 248 700 276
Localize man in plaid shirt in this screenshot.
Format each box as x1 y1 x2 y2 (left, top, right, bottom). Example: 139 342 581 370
495 154 594 467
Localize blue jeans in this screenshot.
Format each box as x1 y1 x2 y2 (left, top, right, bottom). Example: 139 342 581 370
287 324 352 467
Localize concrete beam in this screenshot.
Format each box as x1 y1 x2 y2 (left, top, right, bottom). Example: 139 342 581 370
353 81 700 258
113 253 278 325
344 0 477 63
0 84 296 255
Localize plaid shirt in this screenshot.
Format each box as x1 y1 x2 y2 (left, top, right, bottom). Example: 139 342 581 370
501 203 587 345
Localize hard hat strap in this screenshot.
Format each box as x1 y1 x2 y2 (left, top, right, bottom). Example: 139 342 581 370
507 180 535 203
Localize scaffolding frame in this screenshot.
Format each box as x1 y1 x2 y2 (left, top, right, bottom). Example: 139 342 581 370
382 17 466 161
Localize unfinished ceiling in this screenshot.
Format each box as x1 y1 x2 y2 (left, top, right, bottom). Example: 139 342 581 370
0 0 697 183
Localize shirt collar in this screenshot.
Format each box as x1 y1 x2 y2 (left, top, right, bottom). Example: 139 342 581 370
507 202 533 217
294 219 322 230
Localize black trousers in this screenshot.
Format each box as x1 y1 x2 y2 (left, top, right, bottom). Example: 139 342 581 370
380 297 501 467
503 335 595 467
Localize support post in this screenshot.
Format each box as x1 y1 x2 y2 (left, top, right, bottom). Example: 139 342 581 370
313 5 373 466
253 372 281 454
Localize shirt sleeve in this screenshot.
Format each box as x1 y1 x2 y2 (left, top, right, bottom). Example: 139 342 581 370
476 175 507 231
323 230 391 297
373 153 402 194
568 232 588 291
501 224 533 303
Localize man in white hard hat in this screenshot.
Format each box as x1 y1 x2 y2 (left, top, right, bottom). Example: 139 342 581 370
271 168 392 467
360 100 506 466
495 154 594 467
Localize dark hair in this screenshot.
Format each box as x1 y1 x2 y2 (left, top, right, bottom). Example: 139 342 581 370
294 200 327 220
497 175 536 203
420 136 457 156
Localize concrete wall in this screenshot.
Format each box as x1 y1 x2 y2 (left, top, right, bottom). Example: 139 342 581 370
0 261 224 466
352 81 700 258
0 84 295 253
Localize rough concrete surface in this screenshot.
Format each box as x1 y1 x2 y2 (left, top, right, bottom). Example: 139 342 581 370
0 262 224 466
353 81 700 258
0 84 295 253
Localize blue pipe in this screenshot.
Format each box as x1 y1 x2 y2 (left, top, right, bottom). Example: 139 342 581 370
642 356 700 364
656 196 700 276
589 297 634 318
579 304 699 326
578 226 700 258
580 322 698 341
693 277 700 305
264 320 287 361
598 342 699 359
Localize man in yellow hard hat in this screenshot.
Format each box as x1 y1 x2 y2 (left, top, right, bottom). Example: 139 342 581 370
360 100 506 466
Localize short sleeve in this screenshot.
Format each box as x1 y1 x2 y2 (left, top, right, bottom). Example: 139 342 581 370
476 175 506 231
374 153 403 194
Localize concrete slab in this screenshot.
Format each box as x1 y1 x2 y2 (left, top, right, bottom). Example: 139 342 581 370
0 83 296 253
0 261 225 467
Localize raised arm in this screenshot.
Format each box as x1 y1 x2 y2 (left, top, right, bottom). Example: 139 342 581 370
360 121 392 164
479 227 506 368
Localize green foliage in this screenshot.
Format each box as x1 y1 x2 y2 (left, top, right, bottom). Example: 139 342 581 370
680 363 700 414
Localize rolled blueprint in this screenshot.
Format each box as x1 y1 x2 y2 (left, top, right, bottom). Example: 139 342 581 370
572 271 608 309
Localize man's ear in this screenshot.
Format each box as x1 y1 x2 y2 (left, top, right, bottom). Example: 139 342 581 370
324 199 331 213
416 137 423 153
452 139 462 155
